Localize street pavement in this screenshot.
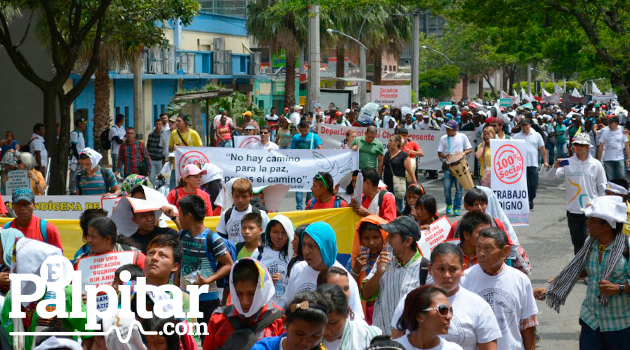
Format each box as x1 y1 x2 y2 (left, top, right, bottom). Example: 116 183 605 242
279 173 582 348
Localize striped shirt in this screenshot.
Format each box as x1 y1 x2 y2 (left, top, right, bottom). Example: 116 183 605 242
75 166 117 195
580 243 630 331
117 140 151 177
179 228 227 301
363 250 424 335
147 129 166 160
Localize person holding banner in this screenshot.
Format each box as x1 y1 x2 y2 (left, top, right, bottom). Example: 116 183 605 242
291 121 323 210
75 216 145 268
247 125 279 150
513 118 548 210
307 172 348 210
437 120 473 216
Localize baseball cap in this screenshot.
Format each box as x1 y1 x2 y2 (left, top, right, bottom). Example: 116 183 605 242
379 216 421 242
335 111 344 117
181 164 207 178
244 125 256 130
218 108 225 112
573 133 593 148
294 105 304 110
486 117 497 124
12 188 34 204
520 118 532 125
76 117 87 124
444 120 458 130
168 116 177 122
242 111 253 117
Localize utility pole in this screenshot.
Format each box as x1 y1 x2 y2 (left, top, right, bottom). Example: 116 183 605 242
133 52 144 139
307 5 321 112
527 63 532 96
411 11 420 103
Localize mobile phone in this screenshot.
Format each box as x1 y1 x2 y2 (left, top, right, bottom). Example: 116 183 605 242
559 159 569 167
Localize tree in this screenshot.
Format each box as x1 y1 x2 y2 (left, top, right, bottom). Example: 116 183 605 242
418 64 460 100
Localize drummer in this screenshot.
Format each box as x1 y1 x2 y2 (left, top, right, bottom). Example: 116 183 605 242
437 120 473 216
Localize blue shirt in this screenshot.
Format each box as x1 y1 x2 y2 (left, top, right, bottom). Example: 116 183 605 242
1 140 18 159
252 334 286 350
290 133 322 149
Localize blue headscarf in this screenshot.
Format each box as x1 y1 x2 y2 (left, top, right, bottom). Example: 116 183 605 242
304 222 337 268
1 228 24 267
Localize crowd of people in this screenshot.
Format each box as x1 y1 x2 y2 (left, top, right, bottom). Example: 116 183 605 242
0 97 629 350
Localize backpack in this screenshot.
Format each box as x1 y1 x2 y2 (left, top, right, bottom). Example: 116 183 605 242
100 127 111 150
307 196 346 210
3 218 47 243
20 136 37 153
204 229 237 289
374 190 402 218
219 305 283 350
76 167 111 195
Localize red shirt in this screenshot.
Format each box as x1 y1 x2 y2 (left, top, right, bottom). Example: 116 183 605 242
352 121 363 127
361 191 397 222
8 215 63 250
446 217 512 244
306 196 348 210
0 194 7 214
402 141 421 159
167 188 213 217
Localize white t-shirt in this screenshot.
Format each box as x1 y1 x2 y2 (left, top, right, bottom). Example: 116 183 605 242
284 260 364 320
30 134 47 167
246 141 279 150
216 205 270 244
109 125 126 155
260 246 290 305
391 288 501 350
513 130 544 167
395 335 463 350
70 130 85 161
290 112 302 126
599 127 627 161
437 133 472 155
461 264 538 350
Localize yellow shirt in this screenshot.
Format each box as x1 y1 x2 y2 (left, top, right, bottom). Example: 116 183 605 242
624 202 630 236
30 170 46 195
477 143 492 169
169 129 203 147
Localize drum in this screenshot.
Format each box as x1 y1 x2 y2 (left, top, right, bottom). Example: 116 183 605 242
446 153 475 190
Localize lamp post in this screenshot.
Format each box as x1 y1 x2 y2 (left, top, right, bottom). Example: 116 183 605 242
422 45 452 63
327 28 368 105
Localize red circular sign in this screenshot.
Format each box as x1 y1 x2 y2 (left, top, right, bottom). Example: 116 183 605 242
239 136 260 148
178 150 210 177
493 144 524 185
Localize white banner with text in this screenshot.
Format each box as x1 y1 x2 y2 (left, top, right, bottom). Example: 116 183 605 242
490 139 529 226
371 85 411 107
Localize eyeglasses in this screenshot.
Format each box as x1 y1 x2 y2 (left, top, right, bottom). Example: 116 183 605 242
260 131 269 135
421 304 453 317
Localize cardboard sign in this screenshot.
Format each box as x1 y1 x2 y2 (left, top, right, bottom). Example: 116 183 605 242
418 216 452 259
371 85 411 107
490 140 529 226
7 170 31 197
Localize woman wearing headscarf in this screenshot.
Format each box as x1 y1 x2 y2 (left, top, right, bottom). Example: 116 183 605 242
284 222 364 320
203 258 284 350
199 163 224 216
75 148 120 196
260 215 294 306
120 174 149 196
0 228 90 350
537 196 630 349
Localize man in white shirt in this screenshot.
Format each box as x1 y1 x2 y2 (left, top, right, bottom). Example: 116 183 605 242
290 105 303 126
513 118 548 210
108 114 126 173
30 123 47 173
213 108 233 129
547 133 607 254
246 126 279 150
437 120 473 216
69 117 87 195
416 113 438 130
597 116 630 181
160 113 170 131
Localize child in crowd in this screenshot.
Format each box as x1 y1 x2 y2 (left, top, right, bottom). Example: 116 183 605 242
175 195 233 341
203 258 284 350
286 224 307 281
236 212 265 259
317 267 352 300
111 264 144 293
401 184 425 217
252 291 330 350
145 317 183 350
217 178 270 243
260 214 295 305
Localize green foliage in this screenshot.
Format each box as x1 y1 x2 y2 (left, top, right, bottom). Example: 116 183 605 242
418 65 460 100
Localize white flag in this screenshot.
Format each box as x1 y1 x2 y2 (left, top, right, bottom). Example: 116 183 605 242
572 88 582 98
592 82 602 95
513 89 521 104
542 88 552 97
554 84 564 94
521 87 530 101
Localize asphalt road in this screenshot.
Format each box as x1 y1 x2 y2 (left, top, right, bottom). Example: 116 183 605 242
279 173 582 349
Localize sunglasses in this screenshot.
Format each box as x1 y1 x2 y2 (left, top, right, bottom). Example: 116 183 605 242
260 131 269 135
421 304 453 317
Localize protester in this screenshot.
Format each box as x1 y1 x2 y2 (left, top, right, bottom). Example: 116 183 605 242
75 148 120 196
69 117 87 194
361 216 427 335
74 208 108 261
275 117 294 149
167 163 213 216
251 291 330 350
129 204 178 254
475 125 495 187
351 168 397 222
260 215 294 304
597 116 630 180
109 114 126 173
265 107 280 140
351 126 384 175
3 188 63 250
341 129 357 150
17 152 46 195
248 125 279 150
291 121 323 210
401 184 425 218
214 113 234 148
461 227 538 350
169 113 203 152
117 127 151 178
456 211 492 268
29 123 47 173
241 111 260 133
398 128 423 180
514 118 549 209
284 222 364 319
216 177 270 243
307 172 348 209
289 105 303 126
203 258 284 350
547 133 607 254
147 118 167 187
235 212 265 259
537 196 630 348
383 134 417 210
438 120 473 216
392 285 463 350
74 216 145 266
0 131 19 159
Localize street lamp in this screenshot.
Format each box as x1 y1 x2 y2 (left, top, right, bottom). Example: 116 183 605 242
327 28 368 106
422 45 452 64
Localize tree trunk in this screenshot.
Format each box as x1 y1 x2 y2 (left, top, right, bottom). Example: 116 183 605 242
284 51 297 108
610 70 630 111
462 74 469 100
47 91 72 195
93 60 110 165
373 48 383 85
484 72 498 99
335 43 345 90
43 88 61 194
478 74 483 98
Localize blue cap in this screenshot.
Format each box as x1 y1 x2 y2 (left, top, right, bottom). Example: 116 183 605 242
12 188 34 204
446 113 454 119
445 120 459 130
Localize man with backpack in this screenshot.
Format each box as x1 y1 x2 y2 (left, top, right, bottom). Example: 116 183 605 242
175 195 234 342
4 188 63 250
351 168 398 222
75 148 120 196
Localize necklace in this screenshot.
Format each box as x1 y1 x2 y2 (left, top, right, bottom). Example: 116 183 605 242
598 241 613 253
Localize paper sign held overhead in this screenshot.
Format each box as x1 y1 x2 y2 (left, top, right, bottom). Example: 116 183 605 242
418 216 452 259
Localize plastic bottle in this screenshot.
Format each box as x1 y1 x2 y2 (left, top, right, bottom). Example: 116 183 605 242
275 277 284 298
355 171 364 200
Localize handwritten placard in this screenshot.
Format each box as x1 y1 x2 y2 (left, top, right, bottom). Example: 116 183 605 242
418 216 452 259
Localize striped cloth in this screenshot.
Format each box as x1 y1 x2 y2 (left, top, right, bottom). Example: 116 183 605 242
362 250 423 335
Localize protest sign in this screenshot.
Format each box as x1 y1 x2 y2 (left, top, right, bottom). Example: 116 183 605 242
561 93 589 108
233 135 261 148
499 98 512 107
418 216 451 259
371 85 411 107
3 195 103 219
317 124 476 171
358 102 380 125
101 196 122 215
76 251 138 312
6 170 31 197
490 139 529 226
175 147 358 192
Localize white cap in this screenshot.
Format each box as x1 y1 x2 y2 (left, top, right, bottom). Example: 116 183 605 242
582 196 628 228
572 133 593 148
606 182 629 195
345 108 351 114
